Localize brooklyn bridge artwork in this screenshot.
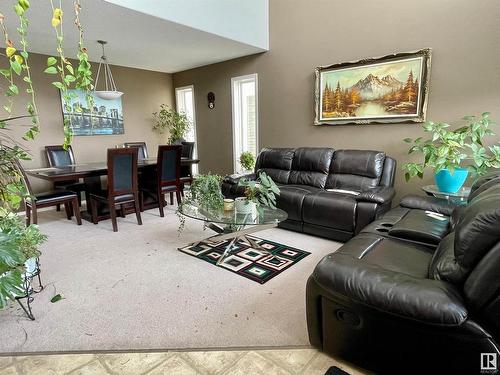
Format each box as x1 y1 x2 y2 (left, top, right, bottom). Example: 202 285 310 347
315 49 431 125
60 89 124 136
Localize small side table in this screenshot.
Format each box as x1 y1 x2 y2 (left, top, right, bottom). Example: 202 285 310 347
422 185 471 205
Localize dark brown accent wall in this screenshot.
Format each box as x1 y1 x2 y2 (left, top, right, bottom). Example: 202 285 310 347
173 0 500 202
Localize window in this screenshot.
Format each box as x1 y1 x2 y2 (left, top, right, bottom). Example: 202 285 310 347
231 74 258 173
175 85 198 174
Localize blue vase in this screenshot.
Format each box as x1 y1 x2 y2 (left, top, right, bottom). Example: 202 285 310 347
434 168 469 193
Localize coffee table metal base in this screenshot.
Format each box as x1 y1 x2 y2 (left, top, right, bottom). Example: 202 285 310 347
181 222 278 266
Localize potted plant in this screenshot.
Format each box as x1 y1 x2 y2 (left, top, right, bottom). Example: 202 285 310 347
403 113 500 193
152 104 191 145
237 172 280 214
0 2 93 313
0 209 46 278
176 173 224 232
239 151 255 173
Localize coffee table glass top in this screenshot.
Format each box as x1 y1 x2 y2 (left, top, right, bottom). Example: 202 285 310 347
422 185 471 200
178 203 288 226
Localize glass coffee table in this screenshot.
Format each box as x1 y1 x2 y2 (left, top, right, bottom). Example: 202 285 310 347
178 203 288 265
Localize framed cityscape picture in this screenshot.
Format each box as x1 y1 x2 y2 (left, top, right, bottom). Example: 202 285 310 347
60 89 124 136
314 48 432 125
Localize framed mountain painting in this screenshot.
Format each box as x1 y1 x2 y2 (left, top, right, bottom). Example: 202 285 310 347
314 49 431 125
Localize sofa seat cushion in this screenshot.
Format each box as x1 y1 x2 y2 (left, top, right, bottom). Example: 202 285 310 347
336 233 433 278
302 190 358 232
312 233 467 325
276 184 321 221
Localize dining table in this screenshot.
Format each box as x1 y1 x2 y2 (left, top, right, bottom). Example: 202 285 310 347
26 157 200 221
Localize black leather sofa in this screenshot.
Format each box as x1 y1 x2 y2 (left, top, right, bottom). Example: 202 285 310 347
306 174 500 374
222 147 396 242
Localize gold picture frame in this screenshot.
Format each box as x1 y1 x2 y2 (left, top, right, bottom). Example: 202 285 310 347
314 48 432 125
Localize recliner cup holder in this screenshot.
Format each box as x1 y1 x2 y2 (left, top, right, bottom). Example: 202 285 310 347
376 227 389 233
380 223 394 227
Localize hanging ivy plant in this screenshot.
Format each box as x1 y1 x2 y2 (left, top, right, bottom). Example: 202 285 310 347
45 0 93 149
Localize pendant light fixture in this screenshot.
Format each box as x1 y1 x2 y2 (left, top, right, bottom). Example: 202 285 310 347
94 40 123 100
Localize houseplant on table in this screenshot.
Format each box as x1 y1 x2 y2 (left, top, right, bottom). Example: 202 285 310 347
176 173 224 232
403 112 500 193
152 104 191 145
237 172 280 215
239 151 255 173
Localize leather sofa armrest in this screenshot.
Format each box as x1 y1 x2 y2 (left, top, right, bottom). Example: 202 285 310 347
355 186 395 204
400 194 457 216
312 253 468 325
223 173 256 185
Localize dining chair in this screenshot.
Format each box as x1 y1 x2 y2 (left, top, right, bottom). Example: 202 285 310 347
140 145 182 217
45 145 86 208
89 148 142 232
180 142 195 194
15 160 82 226
124 142 148 160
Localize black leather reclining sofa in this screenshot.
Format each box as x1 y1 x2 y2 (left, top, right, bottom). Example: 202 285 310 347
306 172 500 374
222 147 396 242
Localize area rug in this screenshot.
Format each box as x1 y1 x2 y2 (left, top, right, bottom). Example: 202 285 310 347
179 236 311 284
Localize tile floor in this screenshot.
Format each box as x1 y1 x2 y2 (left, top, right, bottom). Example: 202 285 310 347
0 348 368 374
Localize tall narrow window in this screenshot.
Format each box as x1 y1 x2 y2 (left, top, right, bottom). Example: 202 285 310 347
231 74 258 173
175 85 198 174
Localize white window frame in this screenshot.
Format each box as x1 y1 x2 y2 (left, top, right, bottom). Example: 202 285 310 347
175 85 198 174
231 73 259 173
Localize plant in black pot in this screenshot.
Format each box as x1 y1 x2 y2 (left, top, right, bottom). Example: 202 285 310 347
152 104 191 145
403 112 500 193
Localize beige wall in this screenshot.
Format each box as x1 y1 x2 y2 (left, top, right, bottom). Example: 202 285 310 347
173 0 500 202
2 53 173 192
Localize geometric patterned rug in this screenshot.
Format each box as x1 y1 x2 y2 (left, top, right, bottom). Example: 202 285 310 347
179 236 311 284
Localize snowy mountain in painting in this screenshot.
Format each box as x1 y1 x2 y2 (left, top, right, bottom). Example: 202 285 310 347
350 74 403 100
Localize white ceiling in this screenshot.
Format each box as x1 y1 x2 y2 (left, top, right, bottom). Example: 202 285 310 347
0 0 268 73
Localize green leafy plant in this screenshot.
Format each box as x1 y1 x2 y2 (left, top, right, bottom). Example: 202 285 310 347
176 173 224 232
0 1 91 310
239 151 255 171
403 112 500 181
44 0 94 149
237 172 280 212
0 1 39 140
152 104 191 144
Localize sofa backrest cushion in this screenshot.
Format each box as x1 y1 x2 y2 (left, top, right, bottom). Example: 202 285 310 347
326 150 386 190
288 147 334 188
468 171 500 202
255 147 295 184
429 233 469 283
454 188 500 269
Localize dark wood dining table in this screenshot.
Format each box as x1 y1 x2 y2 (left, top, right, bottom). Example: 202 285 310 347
26 157 200 221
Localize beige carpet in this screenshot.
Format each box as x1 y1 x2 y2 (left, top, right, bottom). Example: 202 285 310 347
0 205 341 354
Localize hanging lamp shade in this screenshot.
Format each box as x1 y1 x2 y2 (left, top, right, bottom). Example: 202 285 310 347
94 40 123 100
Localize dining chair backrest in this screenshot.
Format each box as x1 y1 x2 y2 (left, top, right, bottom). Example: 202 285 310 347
107 148 139 196
45 145 76 167
157 145 181 187
12 159 34 196
181 142 195 159
124 142 148 159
